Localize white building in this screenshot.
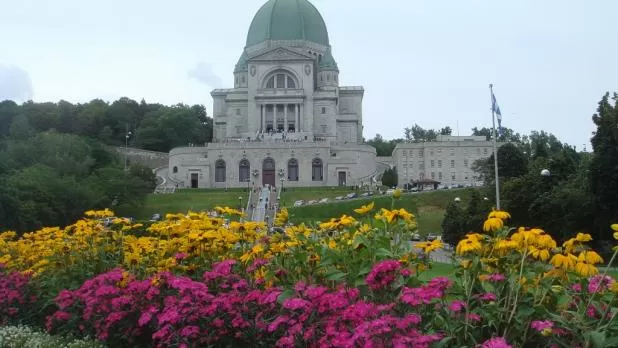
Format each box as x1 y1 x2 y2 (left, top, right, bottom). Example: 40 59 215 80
167 0 377 189
393 135 504 188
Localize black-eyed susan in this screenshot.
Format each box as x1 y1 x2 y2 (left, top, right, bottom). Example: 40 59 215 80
612 224 618 240
488 210 511 220
354 202 375 215
578 250 603 265
549 253 577 271
414 239 443 254
456 238 482 255
392 189 402 199
376 208 414 224
575 261 598 277
319 215 356 230
483 217 504 233
274 208 289 227
528 246 551 261
575 233 592 243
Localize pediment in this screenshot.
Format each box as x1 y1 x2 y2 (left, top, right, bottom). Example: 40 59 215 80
248 47 314 62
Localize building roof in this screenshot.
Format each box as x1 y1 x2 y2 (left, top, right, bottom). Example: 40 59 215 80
319 48 338 71
246 0 330 47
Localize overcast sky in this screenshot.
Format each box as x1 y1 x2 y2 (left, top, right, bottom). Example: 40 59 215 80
1 0 617 149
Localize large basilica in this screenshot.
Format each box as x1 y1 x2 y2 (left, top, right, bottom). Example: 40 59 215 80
168 0 377 188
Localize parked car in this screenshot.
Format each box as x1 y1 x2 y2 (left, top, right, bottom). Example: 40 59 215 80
385 189 395 195
345 193 357 199
307 200 318 205
293 200 305 207
149 214 161 222
335 196 344 200
319 198 329 204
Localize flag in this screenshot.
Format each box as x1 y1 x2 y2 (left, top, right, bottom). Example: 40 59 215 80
491 90 504 137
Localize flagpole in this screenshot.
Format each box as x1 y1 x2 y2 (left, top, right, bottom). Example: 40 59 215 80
489 84 501 210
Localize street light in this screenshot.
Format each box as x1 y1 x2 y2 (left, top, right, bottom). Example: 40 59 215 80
124 130 132 171
454 197 461 203
238 196 243 211
541 169 551 177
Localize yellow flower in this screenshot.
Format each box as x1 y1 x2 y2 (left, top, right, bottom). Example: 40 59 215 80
495 239 518 252
354 202 375 215
528 246 551 261
578 251 603 265
575 262 598 277
392 189 402 199
612 224 618 240
274 208 289 227
562 238 577 254
483 218 504 233
456 238 482 255
319 215 356 230
549 253 577 270
376 208 414 224
488 210 511 220
414 239 443 254
328 240 337 249
610 282 618 294
575 233 592 243
541 328 553 337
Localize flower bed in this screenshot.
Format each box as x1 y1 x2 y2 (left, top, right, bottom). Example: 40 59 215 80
1 202 618 347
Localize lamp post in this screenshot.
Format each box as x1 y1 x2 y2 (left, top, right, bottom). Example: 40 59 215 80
124 130 132 171
238 196 243 210
278 178 284 202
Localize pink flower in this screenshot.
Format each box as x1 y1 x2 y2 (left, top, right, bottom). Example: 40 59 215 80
571 283 582 292
531 320 554 332
400 268 412 277
466 313 481 322
588 275 614 293
448 300 466 312
487 273 506 282
366 260 401 290
481 337 512 348
174 252 187 261
479 292 497 301
283 298 312 311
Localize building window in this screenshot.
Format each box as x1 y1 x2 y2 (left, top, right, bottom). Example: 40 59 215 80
430 160 435 168
410 151 414 158
172 166 178 173
450 148 455 156
437 149 442 155
420 172 425 179
431 172 435 179
264 70 298 89
464 149 468 155
464 159 469 167
477 148 481 155
321 107 326 114
430 150 434 156
438 160 442 168
419 161 424 169
484 148 488 155
419 150 424 157
312 158 323 181
451 160 455 168
408 162 413 169
438 172 443 180
288 159 299 181
402 150 407 156
236 108 240 116
239 159 250 182
451 172 456 181
241 75 246 83
215 160 226 183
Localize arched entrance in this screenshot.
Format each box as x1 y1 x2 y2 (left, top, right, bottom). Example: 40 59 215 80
262 158 276 187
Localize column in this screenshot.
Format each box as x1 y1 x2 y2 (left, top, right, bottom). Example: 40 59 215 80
296 104 300 132
284 103 288 132
299 104 303 132
261 104 265 132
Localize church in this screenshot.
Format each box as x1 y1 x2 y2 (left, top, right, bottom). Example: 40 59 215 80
167 0 377 189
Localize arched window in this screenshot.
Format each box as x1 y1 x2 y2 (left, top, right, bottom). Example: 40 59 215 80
312 158 323 181
264 70 298 89
288 159 299 181
173 166 178 173
215 160 226 183
239 159 250 182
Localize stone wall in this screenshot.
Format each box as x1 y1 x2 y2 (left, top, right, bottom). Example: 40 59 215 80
115 147 169 169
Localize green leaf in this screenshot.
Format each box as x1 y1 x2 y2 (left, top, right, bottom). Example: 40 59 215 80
586 331 606 348
325 270 346 281
375 248 393 258
277 289 295 304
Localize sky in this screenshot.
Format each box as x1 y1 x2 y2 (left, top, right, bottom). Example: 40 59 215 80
1 0 617 150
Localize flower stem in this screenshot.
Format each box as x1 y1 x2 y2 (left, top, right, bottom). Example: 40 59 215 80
504 248 527 337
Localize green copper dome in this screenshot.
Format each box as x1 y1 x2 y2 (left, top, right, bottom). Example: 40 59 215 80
234 51 248 73
246 0 330 47
319 48 338 71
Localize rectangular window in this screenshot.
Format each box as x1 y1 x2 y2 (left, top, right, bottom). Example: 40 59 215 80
450 148 455 156
438 172 443 180
321 107 326 114
484 148 488 155
451 160 455 168
451 172 456 181
276 74 285 88
419 161 424 169
236 108 240 116
409 162 413 169
430 150 434 156
410 151 414 158
477 148 481 155
431 172 435 179
437 149 442 155
438 160 442 168
420 172 425 179
419 150 424 157
430 160 435 168
464 149 468 155
464 159 469 167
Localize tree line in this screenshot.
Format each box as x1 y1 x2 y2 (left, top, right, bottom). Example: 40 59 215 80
0 98 213 153
442 92 618 254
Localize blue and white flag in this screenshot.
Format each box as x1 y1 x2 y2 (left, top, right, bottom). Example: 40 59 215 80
491 91 504 137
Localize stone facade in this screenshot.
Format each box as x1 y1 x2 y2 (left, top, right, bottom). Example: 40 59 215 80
167 0 376 189
393 135 505 187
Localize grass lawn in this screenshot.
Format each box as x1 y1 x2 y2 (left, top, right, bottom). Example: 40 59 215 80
418 262 456 281
135 189 247 219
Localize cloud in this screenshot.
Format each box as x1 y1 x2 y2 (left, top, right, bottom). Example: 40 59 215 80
187 62 223 88
0 64 33 102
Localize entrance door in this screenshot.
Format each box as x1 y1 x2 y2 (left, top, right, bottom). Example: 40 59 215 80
262 158 276 187
338 171 347 187
190 173 199 188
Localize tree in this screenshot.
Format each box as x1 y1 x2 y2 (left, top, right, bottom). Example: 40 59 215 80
589 92 618 240
474 143 528 182
404 124 438 142
365 134 401 156
439 126 452 135
381 166 397 188
0 100 19 138
441 201 465 246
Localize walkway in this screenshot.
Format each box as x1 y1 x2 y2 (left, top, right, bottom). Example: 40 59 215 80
251 186 271 223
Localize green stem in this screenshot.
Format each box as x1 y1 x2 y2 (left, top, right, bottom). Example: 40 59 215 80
585 249 618 313
504 248 528 337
